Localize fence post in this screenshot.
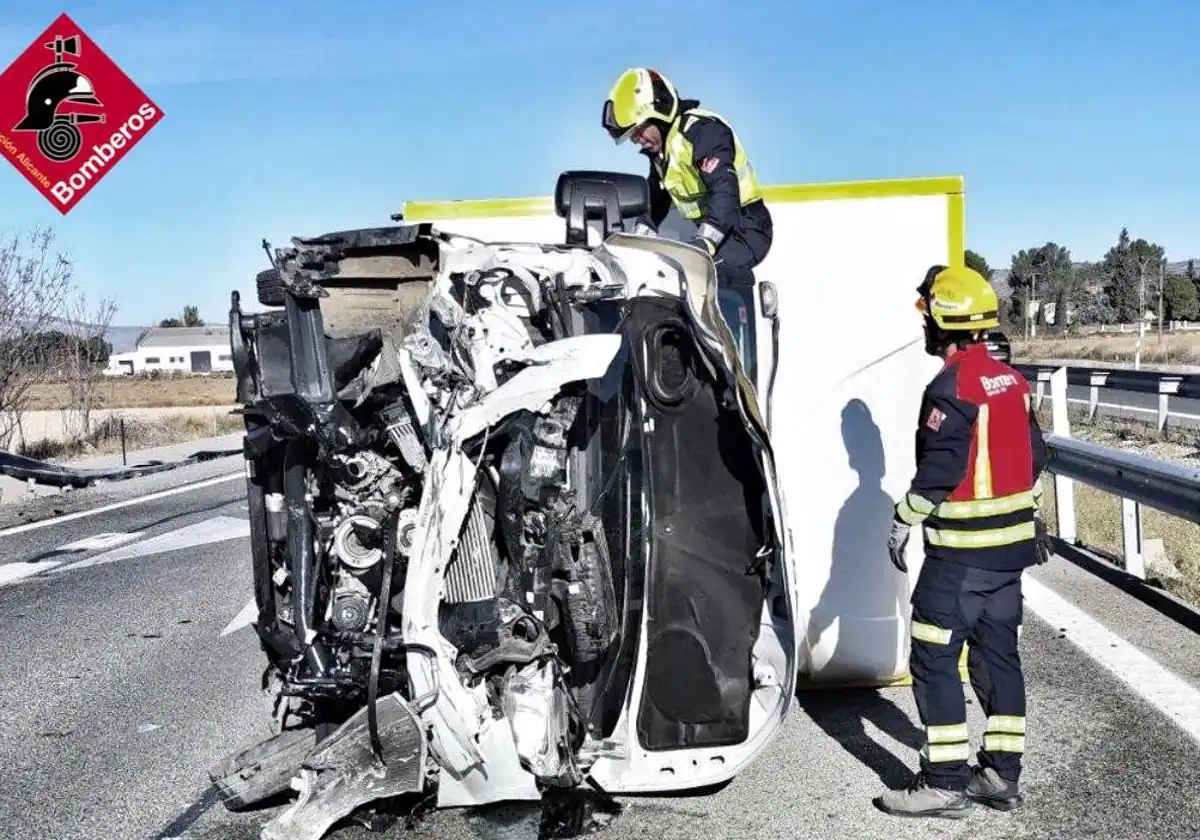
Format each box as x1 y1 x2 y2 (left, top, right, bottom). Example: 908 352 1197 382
1049 367 1077 543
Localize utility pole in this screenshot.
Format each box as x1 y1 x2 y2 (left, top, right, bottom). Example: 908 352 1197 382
1135 259 1146 370
1025 270 1039 340
1158 257 1165 342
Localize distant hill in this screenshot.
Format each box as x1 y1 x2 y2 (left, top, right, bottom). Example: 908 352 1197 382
990 260 1197 300
27 318 149 354
100 324 150 354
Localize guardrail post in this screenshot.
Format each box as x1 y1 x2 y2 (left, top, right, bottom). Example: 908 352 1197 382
1122 499 1145 579
1035 370 1051 411
1158 377 1181 434
1049 367 1077 543
1088 372 1108 422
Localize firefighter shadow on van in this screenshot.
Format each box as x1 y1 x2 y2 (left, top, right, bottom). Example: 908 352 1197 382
796 398 924 788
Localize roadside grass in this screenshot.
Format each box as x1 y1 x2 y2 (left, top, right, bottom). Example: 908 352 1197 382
1011 334 1200 368
24 372 237 411
16 412 243 462
1034 401 1200 607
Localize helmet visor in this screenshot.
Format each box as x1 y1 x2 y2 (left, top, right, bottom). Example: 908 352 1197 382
602 100 637 143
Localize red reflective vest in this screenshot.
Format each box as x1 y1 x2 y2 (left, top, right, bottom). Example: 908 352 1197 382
896 343 1049 570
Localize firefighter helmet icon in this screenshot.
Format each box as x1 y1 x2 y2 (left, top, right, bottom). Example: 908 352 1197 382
12 34 106 163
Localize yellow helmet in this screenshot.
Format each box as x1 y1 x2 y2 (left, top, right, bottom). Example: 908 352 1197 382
916 264 1000 331
602 68 680 143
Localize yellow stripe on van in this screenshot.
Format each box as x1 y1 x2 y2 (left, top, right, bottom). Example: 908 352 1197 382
402 175 965 221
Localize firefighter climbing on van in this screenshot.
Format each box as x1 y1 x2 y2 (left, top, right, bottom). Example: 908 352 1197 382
875 264 1053 820
600 67 773 290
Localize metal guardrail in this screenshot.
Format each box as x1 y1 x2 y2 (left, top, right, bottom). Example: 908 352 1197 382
1046 435 1200 524
1015 363 1195 397
1015 362 1195 431
1036 367 1200 580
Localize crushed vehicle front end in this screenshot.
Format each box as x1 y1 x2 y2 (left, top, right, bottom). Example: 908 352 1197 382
216 177 797 839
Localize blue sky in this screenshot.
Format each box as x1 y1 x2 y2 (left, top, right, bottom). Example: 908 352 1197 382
0 0 1196 327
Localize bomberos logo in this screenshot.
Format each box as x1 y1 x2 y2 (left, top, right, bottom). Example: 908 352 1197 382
0 12 164 214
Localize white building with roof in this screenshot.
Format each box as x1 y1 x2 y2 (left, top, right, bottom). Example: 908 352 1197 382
104 326 233 376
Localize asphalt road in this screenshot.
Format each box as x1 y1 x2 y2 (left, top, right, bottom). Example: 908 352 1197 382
1060 384 1200 429
2 459 1200 840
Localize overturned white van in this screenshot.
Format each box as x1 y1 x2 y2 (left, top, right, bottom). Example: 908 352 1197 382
214 170 963 840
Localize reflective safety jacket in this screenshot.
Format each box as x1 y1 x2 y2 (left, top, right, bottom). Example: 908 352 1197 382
895 343 1049 571
644 104 765 249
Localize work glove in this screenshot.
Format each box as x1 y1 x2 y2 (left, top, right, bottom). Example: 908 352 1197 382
689 235 717 256
630 219 657 237
887 515 911 573
1034 516 1052 565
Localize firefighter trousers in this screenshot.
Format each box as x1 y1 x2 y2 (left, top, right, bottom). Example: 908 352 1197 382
711 198 773 287
908 557 1027 790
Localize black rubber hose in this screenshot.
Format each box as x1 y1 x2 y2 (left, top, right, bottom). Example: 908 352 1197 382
283 439 329 675
367 507 401 764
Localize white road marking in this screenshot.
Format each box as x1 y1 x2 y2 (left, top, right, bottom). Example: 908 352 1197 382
1023 576 1200 745
0 471 244 539
56 515 250 573
221 598 258 637
54 532 144 553
0 559 67 586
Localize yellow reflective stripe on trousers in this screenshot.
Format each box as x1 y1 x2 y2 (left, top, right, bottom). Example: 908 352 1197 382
924 520 1036 548
927 723 969 742
987 715 1026 734
984 713 1026 752
921 723 970 763
983 733 1025 753
934 490 1034 519
911 620 953 645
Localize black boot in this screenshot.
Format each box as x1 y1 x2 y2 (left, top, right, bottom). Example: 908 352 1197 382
965 765 1023 811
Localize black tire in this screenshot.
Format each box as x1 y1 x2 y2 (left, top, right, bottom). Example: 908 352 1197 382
256 268 285 307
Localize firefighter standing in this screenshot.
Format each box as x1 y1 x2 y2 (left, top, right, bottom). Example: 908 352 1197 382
600 67 773 290
875 264 1052 819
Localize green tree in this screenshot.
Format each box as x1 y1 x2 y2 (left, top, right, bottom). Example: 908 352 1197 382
965 249 992 280
1099 227 1165 324
158 305 204 328
1163 273 1199 321
1070 262 1110 325
1008 243 1074 329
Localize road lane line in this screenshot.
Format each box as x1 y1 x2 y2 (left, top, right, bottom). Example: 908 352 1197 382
1023 576 1200 745
0 471 244 538
55 532 144 552
221 598 258 637
1065 397 1200 421
56 516 251 573
0 559 67 586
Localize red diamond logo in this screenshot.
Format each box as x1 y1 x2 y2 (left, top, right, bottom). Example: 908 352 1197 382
0 12 164 214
